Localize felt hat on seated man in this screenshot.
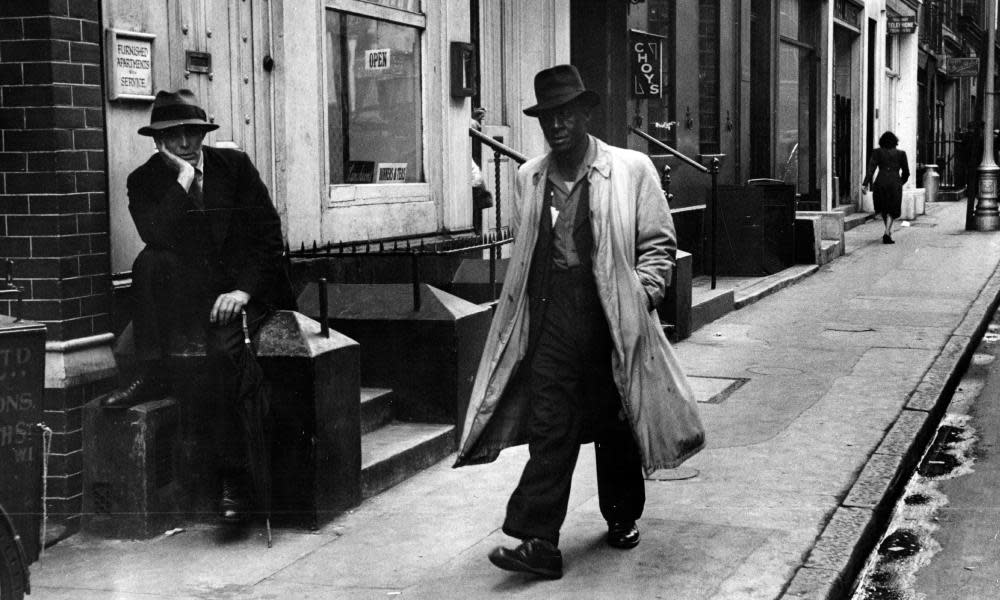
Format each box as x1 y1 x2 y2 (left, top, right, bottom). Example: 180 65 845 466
138 89 220 136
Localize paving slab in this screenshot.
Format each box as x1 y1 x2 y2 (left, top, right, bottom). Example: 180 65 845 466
29 202 1000 599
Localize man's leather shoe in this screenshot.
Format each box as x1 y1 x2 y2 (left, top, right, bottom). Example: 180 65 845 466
219 478 246 523
102 375 166 409
607 521 640 549
488 538 562 579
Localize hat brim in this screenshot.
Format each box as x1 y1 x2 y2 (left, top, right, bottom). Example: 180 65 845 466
523 89 600 117
138 119 220 137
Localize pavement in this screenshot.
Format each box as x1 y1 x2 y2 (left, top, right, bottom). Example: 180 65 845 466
29 201 1000 600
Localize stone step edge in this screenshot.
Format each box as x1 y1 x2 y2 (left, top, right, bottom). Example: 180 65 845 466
360 387 395 435
360 423 456 499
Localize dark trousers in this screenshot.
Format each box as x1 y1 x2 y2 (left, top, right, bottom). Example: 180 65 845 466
503 268 645 546
131 247 270 473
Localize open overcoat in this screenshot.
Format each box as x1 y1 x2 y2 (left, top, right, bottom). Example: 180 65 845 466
455 137 705 474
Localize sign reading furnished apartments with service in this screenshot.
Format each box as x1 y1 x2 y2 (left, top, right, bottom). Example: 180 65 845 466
106 29 155 101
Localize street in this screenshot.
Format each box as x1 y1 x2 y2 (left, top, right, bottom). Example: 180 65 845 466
852 312 1000 599
23 201 1000 599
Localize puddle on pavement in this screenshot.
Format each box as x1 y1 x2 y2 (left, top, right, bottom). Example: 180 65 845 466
851 414 976 600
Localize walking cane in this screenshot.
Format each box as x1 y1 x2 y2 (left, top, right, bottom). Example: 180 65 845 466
242 308 272 548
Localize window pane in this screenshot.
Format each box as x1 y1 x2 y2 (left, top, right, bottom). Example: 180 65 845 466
777 43 811 193
779 0 800 39
698 0 720 154
326 10 423 184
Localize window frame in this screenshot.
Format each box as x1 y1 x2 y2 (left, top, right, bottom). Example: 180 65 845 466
323 0 428 204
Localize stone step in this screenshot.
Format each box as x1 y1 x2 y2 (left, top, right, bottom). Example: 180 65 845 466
843 211 874 231
690 284 735 332
818 239 843 265
360 422 455 499
360 387 395 435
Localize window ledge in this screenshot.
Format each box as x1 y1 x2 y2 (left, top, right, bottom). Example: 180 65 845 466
327 182 431 208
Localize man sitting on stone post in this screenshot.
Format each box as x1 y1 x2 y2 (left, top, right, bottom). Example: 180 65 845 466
103 89 294 523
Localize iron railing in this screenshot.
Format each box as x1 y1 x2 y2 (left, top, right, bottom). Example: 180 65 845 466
469 127 527 237
629 126 723 289
290 229 514 312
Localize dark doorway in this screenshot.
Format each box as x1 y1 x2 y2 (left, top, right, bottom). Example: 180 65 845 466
570 0 628 146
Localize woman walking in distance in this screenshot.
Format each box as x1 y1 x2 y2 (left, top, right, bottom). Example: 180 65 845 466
862 131 910 244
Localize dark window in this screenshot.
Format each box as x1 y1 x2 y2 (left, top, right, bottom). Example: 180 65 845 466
834 0 862 27
698 0 721 155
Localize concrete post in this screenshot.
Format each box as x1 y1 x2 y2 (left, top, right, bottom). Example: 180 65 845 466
975 0 1000 231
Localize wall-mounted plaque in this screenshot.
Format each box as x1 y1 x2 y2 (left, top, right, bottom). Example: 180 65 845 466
106 29 156 101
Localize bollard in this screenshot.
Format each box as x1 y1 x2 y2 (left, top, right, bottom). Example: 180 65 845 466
923 164 940 203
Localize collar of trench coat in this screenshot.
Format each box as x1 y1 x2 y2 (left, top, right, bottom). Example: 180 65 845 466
455 136 706 475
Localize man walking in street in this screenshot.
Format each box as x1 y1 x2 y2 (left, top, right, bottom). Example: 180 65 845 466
455 65 705 579
103 89 293 523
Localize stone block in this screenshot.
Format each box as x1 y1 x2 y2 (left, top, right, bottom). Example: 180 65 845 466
658 250 692 341
298 283 492 430
82 397 182 539
804 506 878 587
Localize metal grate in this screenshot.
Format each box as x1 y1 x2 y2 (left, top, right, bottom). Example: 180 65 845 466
91 482 112 515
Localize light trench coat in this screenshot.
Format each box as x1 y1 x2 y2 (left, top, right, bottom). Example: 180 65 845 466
455 136 705 474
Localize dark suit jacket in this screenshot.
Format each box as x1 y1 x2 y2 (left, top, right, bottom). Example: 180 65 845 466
127 146 295 310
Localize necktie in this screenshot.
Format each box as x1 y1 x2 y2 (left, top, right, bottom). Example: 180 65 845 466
191 168 205 211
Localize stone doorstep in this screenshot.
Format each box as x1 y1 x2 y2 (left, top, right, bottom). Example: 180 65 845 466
360 387 395 435
787 260 1000 599
360 422 455 499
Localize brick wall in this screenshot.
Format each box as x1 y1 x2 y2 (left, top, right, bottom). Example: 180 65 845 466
0 0 111 541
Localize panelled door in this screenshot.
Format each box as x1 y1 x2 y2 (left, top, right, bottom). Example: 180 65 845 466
170 0 274 192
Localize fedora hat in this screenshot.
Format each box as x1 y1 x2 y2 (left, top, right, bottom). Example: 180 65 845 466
523 64 600 117
137 89 219 136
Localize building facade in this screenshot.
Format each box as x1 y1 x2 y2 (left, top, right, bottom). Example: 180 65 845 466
2 0 961 539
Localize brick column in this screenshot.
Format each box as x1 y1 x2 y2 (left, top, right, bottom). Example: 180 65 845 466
0 0 116 542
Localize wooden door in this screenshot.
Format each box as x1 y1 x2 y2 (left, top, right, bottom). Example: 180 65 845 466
171 0 274 191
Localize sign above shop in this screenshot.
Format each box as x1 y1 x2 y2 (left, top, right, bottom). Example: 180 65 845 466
629 29 665 98
105 29 155 101
886 15 917 35
945 57 980 78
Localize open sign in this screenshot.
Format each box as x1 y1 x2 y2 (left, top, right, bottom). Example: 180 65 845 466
365 48 391 70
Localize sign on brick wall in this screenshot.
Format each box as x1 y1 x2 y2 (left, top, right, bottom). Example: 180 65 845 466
106 29 156 101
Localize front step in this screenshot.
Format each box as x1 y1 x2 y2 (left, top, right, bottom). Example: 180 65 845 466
360 387 394 435
361 422 455 498
843 211 874 231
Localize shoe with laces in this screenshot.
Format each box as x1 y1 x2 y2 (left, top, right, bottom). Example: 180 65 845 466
488 538 563 579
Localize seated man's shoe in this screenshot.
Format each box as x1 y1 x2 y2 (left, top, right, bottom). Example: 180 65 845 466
488 538 562 579
219 478 247 524
607 521 640 549
102 374 166 409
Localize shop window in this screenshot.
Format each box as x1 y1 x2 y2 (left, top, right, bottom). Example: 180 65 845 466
325 6 423 185
698 0 720 155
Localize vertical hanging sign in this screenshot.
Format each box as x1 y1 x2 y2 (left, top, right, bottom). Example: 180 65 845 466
630 30 665 98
